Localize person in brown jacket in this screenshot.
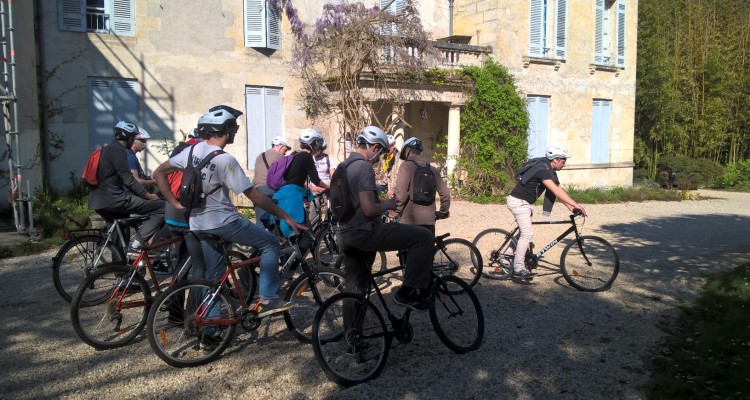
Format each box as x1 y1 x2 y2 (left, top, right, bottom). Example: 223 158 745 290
394 137 450 236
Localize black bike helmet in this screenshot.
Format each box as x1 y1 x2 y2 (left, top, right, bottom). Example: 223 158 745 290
197 105 243 135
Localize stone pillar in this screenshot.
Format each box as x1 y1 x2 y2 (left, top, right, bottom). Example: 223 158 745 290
446 104 461 176
391 103 405 150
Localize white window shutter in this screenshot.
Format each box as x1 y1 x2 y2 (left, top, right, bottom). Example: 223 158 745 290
111 0 135 36
616 1 626 67
591 99 611 163
113 80 139 125
246 87 266 168
267 1 281 50
555 0 568 59
59 0 86 32
264 88 284 147
245 0 266 48
594 0 605 64
529 0 544 57
88 79 114 150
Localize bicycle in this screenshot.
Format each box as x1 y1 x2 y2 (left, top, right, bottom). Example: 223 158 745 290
472 210 619 291
69 231 195 350
311 253 484 386
146 232 345 367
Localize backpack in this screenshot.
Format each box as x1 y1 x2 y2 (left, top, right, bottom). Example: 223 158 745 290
166 142 192 199
178 145 225 211
81 148 102 188
409 160 437 206
515 157 550 185
329 158 364 223
266 151 299 190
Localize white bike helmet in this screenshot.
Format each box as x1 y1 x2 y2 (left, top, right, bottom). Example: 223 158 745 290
187 128 197 138
387 134 396 147
135 128 151 140
356 125 389 149
197 105 243 135
400 137 423 160
114 121 139 141
271 135 290 147
299 128 324 145
545 145 571 160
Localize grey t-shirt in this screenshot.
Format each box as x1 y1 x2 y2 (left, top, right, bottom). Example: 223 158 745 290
337 153 380 232
253 149 283 188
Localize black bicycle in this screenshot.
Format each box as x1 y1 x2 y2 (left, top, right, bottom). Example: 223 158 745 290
311 252 484 386
472 211 619 292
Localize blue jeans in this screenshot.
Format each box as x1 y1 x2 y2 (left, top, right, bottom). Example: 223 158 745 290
197 217 282 300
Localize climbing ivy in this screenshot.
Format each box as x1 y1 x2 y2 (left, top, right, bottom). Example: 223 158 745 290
458 59 529 196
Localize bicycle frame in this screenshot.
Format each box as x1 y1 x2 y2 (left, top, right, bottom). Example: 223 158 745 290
504 214 584 264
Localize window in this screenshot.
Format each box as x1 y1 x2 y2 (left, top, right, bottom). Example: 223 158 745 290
246 87 284 168
526 96 550 158
529 0 568 59
591 99 611 163
594 0 626 67
244 0 281 49
88 78 138 151
58 0 135 36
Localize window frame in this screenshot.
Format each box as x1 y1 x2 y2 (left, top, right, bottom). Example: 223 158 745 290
529 0 568 60
244 0 281 50
58 0 135 36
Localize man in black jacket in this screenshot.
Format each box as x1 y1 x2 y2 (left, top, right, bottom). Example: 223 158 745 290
88 121 165 251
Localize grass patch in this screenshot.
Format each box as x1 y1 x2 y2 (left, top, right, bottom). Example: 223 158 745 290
647 263 750 399
0 238 61 260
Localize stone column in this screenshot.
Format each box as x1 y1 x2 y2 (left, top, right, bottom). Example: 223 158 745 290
391 103 405 150
446 104 461 176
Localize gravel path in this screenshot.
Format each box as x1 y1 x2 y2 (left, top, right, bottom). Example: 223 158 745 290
2 190 749 400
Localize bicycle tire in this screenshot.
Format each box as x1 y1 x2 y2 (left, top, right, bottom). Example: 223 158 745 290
147 280 237 368
52 234 126 302
70 263 151 349
312 292 389 387
429 275 484 353
283 267 345 343
433 238 483 288
560 236 620 292
472 228 515 280
312 225 387 273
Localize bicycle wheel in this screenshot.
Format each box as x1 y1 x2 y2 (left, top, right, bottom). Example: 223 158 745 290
283 267 345 343
314 225 387 273
312 293 389 387
70 263 151 350
472 228 515 280
52 234 125 302
560 236 620 292
429 275 484 354
147 280 237 368
433 238 483 288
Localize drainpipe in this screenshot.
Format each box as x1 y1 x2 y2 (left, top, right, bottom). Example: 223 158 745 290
449 0 454 36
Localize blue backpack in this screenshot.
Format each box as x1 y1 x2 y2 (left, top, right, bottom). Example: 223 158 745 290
266 151 299 190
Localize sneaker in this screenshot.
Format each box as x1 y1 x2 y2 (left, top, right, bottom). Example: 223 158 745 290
394 286 431 312
252 297 294 318
513 269 537 280
200 333 222 352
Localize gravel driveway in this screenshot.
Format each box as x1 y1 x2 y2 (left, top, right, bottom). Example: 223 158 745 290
2 190 749 400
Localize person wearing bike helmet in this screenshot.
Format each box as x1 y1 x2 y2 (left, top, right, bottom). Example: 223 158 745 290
334 125 434 311
374 133 400 196
272 128 329 238
126 128 156 190
154 105 304 318
89 121 165 253
309 139 336 193
507 145 587 281
394 137 450 236
252 135 291 224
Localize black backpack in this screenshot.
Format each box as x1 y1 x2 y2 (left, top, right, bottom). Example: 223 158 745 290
515 157 550 185
178 145 225 211
409 160 437 206
329 158 364 223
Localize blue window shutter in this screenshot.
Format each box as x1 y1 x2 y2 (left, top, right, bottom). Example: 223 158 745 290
591 100 611 163
555 0 568 59
594 0 605 64
246 87 266 169
529 0 544 57
526 96 550 159
111 0 135 36
244 0 266 48
113 80 139 126
59 0 86 32
267 1 281 50
616 1 626 67
88 79 114 151
264 88 284 149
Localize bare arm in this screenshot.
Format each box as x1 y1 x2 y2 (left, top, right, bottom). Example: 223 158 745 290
359 190 395 217
541 179 587 216
153 160 183 209
131 169 156 188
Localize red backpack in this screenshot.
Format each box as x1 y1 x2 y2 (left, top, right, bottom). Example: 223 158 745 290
81 148 102 188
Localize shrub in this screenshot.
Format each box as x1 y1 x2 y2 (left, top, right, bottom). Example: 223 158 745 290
713 160 750 191
656 155 724 189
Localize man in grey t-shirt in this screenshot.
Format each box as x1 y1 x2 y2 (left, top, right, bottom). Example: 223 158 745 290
252 135 291 224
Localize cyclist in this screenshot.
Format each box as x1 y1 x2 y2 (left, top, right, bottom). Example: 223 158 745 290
506 145 587 280
252 135 291 224
126 128 156 190
393 137 450 236
308 140 336 194
272 128 329 238
153 105 305 316
335 126 433 311
89 121 165 253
